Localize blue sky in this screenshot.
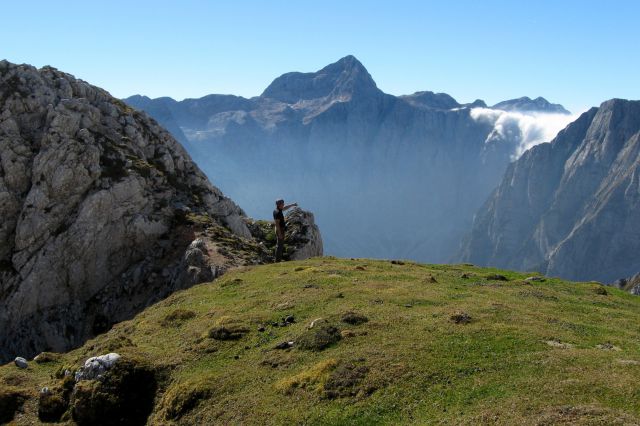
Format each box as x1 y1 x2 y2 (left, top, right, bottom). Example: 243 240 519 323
2 0 638 112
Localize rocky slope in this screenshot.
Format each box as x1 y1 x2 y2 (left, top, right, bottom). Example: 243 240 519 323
460 99 640 282
611 272 640 295
0 61 322 363
126 56 571 263
2 258 640 425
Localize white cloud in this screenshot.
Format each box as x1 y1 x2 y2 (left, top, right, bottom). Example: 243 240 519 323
470 107 579 159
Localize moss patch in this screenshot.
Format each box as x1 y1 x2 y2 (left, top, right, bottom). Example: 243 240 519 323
34 351 62 364
275 359 338 394
208 324 250 341
161 309 196 327
158 375 217 421
38 376 74 422
208 317 250 341
297 323 342 351
71 357 157 426
323 362 371 399
0 386 29 424
341 311 369 325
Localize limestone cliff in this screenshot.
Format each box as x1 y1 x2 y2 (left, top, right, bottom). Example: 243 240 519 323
0 61 322 362
460 99 640 282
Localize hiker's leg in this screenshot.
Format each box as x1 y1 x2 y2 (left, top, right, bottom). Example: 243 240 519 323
275 237 284 262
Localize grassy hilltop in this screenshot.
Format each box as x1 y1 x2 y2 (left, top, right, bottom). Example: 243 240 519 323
2 257 640 425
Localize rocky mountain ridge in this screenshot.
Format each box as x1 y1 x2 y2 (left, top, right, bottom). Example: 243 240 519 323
491 96 570 114
0 60 322 363
460 99 640 282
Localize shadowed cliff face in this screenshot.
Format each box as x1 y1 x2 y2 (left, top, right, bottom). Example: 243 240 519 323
460 99 640 282
126 56 570 263
0 60 322 362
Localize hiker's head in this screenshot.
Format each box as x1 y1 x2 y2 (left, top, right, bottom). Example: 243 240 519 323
276 199 284 209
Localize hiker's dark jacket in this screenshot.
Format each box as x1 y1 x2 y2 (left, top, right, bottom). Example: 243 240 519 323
273 208 286 233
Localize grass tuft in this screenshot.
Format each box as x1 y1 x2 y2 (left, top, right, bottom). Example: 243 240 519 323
275 359 339 394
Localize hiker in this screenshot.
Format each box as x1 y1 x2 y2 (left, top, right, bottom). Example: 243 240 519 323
273 199 298 262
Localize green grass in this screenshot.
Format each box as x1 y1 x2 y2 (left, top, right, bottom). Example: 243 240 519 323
2 257 640 425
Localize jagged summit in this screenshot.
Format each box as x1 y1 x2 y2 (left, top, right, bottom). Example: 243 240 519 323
125 94 151 102
261 55 380 103
400 91 460 110
466 99 488 108
598 97 639 112
492 96 570 114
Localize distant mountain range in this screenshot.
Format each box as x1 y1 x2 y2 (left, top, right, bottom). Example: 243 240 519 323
460 99 640 283
126 55 572 262
492 96 570 114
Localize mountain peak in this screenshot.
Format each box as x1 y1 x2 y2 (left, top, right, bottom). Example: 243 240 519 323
327 54 366 71
400 91 460 110
599 97 637 111
492 96 570 114
261 55 380 103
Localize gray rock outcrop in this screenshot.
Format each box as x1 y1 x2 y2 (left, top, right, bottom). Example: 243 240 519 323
14 356 28 369
0 60 323 362
460 99 640 282
611 272 640 295
75 353 121 381
282 208 323 260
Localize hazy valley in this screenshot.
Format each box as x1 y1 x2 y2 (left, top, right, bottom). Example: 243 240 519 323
126 56 576 264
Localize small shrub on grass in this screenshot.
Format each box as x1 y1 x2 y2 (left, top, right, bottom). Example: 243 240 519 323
323 362 370 399
159 376 218 420
161 309 196 327
297 324 342 351
208 325 249 340
341 311 369 325
593 286 609 295
34 351 62 364
450 311 472 324
208 317 249 340
485 274 509 281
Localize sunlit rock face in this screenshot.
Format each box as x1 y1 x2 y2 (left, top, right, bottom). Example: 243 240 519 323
0 60 321 362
